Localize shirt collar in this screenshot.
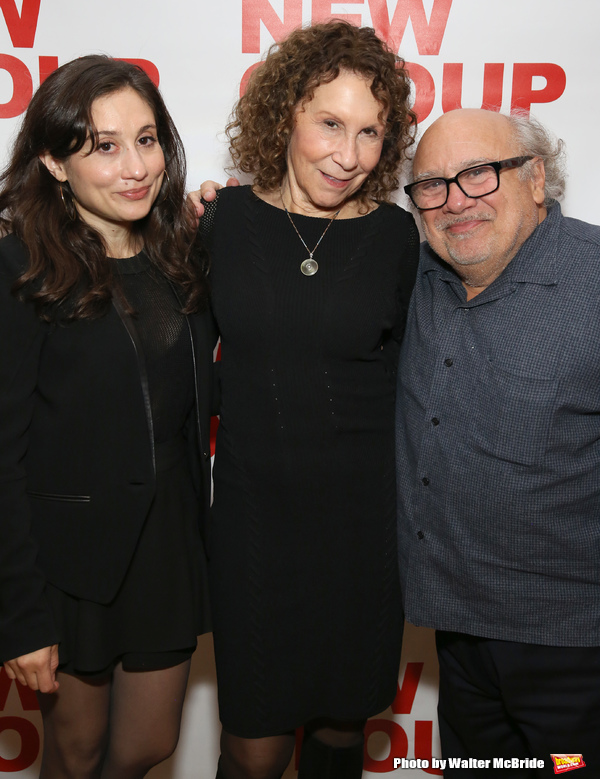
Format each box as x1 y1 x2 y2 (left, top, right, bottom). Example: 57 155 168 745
420 203 562 287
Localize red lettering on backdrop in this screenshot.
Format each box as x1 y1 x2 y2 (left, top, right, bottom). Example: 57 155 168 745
242 0 302 53
0 0 41 48
118 58 160 87
363 719 442 774
0 717 40 772
362 664 443 775
365 719 408 772
240 61 262 96
370 0 453 55
406 62 565 124
239 1 566 118
511 63 566 115
311 0 364 26
441 62 504 112
415 720 443 775
0 53 32 118
391 662 423 714
0 667 39 712
241 0 453 55
405 62 435 123
0 56 158 120
0 669 41 772
480 62 504 110
39 55 58 84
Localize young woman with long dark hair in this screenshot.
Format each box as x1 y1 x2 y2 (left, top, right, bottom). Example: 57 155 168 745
0 55 214 778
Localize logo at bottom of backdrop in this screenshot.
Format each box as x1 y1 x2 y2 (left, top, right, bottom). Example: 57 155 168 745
550 755 586 774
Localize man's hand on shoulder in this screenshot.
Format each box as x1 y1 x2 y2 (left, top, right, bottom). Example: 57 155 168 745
187 178 241 220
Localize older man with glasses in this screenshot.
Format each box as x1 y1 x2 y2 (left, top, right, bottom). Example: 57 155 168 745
397 108 600 777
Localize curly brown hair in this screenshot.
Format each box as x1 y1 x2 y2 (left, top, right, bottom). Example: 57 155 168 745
226 20 416 206
0 55 207 322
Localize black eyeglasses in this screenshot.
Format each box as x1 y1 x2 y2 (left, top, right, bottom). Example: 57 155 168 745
404 156 534 210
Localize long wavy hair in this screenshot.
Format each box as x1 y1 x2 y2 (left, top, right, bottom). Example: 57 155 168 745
226 20 416 208
0 55 207 321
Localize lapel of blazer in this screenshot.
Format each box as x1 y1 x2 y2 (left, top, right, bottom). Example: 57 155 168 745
112 294 156 475
167 280 207 461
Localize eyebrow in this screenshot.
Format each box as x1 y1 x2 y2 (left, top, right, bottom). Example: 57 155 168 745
95 123 158 136
311 110 385 127
413 157 495 181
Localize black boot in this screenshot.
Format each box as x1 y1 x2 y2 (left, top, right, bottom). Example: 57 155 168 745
297 734 364 779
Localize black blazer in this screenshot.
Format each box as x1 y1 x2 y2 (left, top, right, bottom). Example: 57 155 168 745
0 234 215 662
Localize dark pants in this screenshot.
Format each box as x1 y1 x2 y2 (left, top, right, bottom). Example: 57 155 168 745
435 631 600 777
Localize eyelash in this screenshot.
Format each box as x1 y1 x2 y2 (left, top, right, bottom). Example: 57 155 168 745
322 121 380 138
96 135 158 153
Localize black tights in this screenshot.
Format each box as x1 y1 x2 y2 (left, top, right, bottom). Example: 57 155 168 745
217 717 365 779
37 659 191 779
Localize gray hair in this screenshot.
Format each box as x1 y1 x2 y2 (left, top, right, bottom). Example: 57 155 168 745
507 112 567 206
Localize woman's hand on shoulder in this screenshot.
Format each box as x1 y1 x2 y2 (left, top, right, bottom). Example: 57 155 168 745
187 178 241 220
3 644 59 693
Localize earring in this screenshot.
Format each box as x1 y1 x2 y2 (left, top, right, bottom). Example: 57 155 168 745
60 185 77 221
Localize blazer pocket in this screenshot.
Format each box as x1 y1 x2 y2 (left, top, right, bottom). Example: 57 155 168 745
27 490 91 503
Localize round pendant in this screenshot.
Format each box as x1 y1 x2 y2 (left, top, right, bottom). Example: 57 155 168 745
300 258 319 276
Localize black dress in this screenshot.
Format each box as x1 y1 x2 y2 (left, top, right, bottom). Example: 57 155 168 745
205 186 419 737
46 253 210 675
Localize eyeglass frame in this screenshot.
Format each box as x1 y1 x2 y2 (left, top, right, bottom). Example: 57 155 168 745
404 155 535 211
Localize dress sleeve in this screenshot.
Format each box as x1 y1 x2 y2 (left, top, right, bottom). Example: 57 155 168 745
0 243 58 662
393 210 420 345
199 194 220 240
199 194 222 414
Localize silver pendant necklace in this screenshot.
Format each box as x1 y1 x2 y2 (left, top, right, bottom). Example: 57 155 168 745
281 191 340 276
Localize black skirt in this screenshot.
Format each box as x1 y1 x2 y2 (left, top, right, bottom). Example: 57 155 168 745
46 438 210 676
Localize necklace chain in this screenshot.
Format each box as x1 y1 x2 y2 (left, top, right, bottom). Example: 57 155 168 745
280 190 340 276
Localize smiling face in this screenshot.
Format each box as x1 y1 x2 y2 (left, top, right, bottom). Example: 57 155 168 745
283 70 387 216
413 109 547 287
41 87 165 255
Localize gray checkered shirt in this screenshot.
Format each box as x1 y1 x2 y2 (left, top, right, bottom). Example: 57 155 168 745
396 205 600 646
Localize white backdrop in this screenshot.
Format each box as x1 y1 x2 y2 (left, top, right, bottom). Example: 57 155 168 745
0 1 598 776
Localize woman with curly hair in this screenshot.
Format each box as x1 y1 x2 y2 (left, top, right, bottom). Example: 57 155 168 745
0 56 214 777
199 20 420 779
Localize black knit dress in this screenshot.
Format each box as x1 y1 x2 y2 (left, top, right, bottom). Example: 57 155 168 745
205 187 419 737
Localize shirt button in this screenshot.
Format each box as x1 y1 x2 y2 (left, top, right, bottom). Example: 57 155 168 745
421 477 430 486
444 358 453 367
431 417 440 426
417 531 425 540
